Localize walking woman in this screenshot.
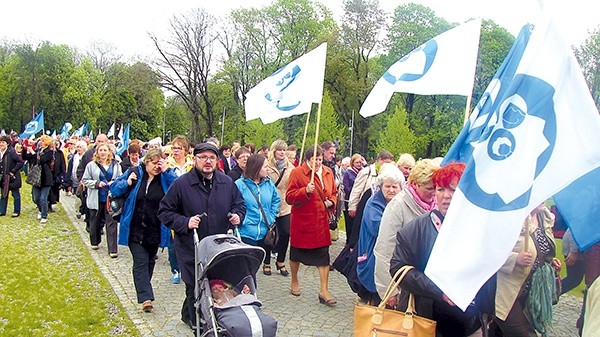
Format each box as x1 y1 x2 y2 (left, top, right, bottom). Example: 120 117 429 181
23 135 54 223
82 143 123 255
286 146 337 306
235 154 281 275
110 148 177 312
266 140 293 276
0 135 24 217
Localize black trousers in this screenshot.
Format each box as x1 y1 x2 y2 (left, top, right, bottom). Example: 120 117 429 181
274 214 290 263
129 242 158 303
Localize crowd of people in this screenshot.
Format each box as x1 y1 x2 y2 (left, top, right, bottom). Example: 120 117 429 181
1 130 599 336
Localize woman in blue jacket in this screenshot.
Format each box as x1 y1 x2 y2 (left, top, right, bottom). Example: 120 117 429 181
110 148 177 312
235 154 280 275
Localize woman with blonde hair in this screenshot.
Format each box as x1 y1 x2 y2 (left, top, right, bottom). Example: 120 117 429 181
266 139 293 276
373 158 439 299
341 153 363 246
82 143 123 255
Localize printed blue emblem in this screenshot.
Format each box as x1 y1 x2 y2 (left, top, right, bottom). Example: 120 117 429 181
264 65 302 111
383 40 438 84
24 121 38 133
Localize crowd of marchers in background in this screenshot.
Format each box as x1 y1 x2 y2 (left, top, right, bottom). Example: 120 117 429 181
1 129 599 336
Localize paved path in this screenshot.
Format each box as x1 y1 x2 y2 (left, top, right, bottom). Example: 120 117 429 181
60 193 583 336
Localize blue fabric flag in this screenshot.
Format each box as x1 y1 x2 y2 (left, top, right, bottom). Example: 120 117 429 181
116 123 130 156
19 111 45 139
59 122 72 140
425 19 600 310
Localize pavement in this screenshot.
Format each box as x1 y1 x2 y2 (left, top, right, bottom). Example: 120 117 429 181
60 192 583 336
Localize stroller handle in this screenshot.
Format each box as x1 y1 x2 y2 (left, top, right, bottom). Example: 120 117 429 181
193 213 208 245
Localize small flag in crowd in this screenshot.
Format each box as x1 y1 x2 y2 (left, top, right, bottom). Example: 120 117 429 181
19 110 45 139
359 19 481 118
116 123 130 155
425 19 600 310
245 42 327 124
72 122 88 138
106 123 115 138
117 124 124 140
60 122 72 140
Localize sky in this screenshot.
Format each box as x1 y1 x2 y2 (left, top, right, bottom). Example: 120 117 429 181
0 0 597 60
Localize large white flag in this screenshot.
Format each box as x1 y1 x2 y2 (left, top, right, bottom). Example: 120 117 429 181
360 19 481 118
425 19 600 310
244 43 327 124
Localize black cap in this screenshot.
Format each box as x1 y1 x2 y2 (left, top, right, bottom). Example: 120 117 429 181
193 142 219 156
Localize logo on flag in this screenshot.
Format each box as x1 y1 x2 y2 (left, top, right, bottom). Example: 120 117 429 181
19 111 45 139
383 40 437 84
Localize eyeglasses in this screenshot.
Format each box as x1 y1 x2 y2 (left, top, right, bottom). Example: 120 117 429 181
237 155 250 160
196 154 217 161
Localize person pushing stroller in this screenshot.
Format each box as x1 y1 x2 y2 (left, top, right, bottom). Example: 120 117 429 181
158 143 246 332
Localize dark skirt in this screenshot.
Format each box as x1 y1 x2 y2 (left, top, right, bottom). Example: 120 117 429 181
290 246 330 266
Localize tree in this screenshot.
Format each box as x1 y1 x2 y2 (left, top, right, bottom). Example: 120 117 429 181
376 106 415 156
325 0 387 155
575 25 600 110
151 9 218 141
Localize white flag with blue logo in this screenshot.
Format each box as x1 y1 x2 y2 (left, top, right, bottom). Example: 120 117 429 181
19 111 45 139
244 43 327 124
59 122 72 140
424 20 600 311
116 123 130 156
106 123 115 138
359 19 481 118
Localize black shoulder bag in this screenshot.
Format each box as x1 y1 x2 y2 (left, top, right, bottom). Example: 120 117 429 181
97 161 127 220
315 184 338 230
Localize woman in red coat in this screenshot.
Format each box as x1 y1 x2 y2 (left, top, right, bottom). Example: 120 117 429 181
286 145 338 306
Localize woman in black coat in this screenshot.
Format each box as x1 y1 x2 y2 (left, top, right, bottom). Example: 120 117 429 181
22 135 54 223
49 140 67 211
0 136 24 217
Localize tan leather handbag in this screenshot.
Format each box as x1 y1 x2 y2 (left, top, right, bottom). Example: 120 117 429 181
353 266 437 336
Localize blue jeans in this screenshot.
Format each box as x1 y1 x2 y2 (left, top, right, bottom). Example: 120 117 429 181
168 235 180 274
0 188 21 214
32 186 50 219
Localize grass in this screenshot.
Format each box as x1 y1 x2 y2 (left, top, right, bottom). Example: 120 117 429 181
0 179 140 336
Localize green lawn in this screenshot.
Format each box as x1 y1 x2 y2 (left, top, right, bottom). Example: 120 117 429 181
0 180 139 336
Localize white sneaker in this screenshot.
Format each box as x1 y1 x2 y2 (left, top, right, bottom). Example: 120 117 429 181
40 218 47 224
37 213 42 220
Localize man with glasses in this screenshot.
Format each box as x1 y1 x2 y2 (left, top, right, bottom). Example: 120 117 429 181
158 142 246 332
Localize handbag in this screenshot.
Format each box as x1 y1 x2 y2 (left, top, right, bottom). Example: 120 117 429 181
26 164 42 187
354 265 436 337
243 181 278 247
315 185 337 230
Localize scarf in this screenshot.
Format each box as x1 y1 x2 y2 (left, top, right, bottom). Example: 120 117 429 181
276 158 286 171
407 182 436 211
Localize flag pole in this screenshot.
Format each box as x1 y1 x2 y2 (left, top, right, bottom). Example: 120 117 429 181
463 94 473 125
311 103 323 183
523 215 531 274
298 108 312 166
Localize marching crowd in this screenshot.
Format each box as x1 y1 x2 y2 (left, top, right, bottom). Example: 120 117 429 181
1 130 599 336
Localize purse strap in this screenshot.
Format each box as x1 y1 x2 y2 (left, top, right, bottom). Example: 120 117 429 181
379 265 416 312
274 167 286 187
243 180 271 227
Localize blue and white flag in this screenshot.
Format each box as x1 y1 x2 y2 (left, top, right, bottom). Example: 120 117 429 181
117 124 124 140
116 123 130 155
59 122 72 140
72 122 88 138
425 20 600 310
106 123 115 138
360 20 481 118
19 111 45 139
89 130 94 139
244 43 327 124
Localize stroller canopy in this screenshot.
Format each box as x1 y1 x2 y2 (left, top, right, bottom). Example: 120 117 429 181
197 234 265 287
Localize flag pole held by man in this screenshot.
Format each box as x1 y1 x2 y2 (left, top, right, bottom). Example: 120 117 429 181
425 15 600 311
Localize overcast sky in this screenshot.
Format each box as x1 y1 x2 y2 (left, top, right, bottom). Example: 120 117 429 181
1 0 597 60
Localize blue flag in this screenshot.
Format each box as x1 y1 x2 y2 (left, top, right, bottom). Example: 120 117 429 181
19 111 45 139
72 122 88 138
60 122 72 140
425 19 600 310
116 123 130 156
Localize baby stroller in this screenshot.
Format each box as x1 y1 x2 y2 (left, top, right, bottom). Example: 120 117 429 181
194 232 278 337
